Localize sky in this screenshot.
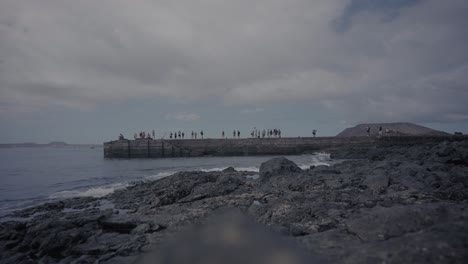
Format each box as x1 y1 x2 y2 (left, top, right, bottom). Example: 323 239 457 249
0 0 467 144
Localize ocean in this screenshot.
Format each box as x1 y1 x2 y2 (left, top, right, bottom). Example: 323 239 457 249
0 147 334 216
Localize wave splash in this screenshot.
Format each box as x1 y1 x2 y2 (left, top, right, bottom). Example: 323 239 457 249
298 152 331 169
49 183 129 199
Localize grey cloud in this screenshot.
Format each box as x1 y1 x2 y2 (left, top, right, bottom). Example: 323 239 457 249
0 0 467 124
165 112 200 122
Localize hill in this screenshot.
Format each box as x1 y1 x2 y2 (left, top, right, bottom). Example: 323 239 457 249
336 122 449 137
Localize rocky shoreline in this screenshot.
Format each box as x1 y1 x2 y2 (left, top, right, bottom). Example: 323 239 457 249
1 141 467 263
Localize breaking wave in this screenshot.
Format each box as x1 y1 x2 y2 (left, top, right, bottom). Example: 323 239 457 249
49 183 129 199
200 166 260 172
298 152 331 169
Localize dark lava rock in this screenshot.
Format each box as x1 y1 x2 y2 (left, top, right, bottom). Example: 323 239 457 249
259 157 302 182
362 170 389 193
433 142 468 165
222 167 237 173
1 141 468 263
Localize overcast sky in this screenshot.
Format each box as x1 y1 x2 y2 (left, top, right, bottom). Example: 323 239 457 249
1 0 467 144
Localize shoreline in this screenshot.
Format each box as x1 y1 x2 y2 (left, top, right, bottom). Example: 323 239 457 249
1 140 467 263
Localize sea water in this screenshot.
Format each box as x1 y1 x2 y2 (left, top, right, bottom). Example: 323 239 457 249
0 147 334 215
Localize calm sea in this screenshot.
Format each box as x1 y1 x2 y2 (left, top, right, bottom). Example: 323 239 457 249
0 147 333 215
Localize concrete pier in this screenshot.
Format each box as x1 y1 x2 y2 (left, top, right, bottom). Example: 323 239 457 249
103 136 467 158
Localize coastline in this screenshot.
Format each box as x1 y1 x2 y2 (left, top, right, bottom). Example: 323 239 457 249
1 140 467 263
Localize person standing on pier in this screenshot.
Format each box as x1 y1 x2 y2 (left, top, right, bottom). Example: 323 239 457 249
222 131 225 138
237 130 240 138
182 132 185 139
312 129 317 137
201 130 204 139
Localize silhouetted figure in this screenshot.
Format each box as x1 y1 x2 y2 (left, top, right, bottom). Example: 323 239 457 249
174 132 177 139
278 129 281 138
237 130 240 138
170 132 173 139
182 132 185 139
312 129 316 137
251 130 254 138
201 130 204 139
222 131 225 138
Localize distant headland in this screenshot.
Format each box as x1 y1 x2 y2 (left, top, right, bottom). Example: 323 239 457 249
336 122 450 137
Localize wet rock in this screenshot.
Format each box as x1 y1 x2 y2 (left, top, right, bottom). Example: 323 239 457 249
259 157 302 182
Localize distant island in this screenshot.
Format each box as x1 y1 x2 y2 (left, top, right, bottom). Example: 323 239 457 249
336 122 451 137
0 141 102 149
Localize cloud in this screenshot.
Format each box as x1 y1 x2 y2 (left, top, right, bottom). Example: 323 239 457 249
0 0 467 125
165 112 200 121
241 108 265 114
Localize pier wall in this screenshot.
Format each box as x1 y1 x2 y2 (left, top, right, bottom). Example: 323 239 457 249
103 136 467 158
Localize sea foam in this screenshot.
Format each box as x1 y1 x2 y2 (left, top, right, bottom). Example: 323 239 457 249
49 183 129 199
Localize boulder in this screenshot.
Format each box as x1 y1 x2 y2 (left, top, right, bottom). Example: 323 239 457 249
259 157 302 182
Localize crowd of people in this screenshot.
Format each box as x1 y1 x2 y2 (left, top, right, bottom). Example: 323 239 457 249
117 128 275 140
250 128 282 138
115 126 400 141
118 128 323 140
133 130 156 140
